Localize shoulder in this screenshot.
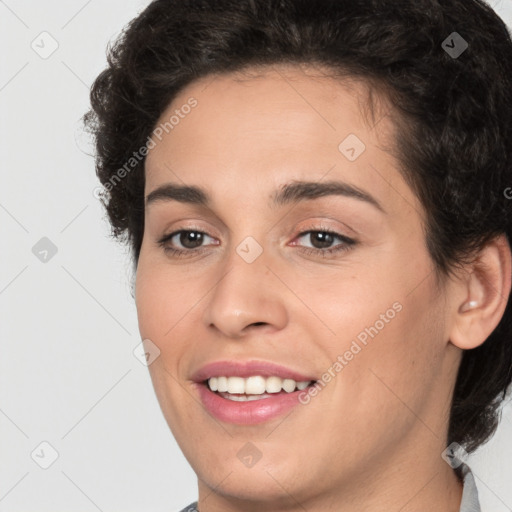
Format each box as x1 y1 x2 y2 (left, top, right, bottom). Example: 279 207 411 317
178 502 198 512
459 463 481 512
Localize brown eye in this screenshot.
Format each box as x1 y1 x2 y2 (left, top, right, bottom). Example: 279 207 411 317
306 231 335 249
290 228 358 259
176 231 205 249
295 230 354 250
158 229 216 255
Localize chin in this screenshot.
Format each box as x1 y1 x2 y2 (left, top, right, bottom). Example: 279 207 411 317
195 453 317 505
203 472 301 504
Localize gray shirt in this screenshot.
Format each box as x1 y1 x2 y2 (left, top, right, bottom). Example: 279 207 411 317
178 462 481 512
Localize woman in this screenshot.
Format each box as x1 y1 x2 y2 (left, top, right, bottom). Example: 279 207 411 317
84 0 512 510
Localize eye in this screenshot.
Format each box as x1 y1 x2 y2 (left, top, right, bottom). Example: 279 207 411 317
157 228 217 258
292 229 357 257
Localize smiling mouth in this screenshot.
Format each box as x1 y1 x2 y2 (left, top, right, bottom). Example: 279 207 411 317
203 375 317 401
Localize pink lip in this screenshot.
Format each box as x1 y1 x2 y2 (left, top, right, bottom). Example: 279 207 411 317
194 383 312 425
191 360 317 383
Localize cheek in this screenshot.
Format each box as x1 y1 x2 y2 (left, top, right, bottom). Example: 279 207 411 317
134 255 196 342
334 276 446 437
301 247 445 407
134 255 206 404
290 261 403 358
134 258 202 428
134 270 165 342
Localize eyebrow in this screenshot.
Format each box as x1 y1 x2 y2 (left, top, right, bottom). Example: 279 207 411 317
145 180 386 213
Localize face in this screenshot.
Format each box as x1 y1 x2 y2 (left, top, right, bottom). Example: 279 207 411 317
135 65 461 508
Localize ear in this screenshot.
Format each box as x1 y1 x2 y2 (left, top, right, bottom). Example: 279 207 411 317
449 234 512 350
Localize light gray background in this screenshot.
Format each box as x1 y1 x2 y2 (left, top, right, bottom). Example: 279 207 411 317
1 1 511 510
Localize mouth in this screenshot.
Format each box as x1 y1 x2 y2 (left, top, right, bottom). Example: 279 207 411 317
203 375 316 401
191 360 319 424
194 376 319 425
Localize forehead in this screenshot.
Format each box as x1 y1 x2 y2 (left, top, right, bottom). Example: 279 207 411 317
146 64 388 167
143 64 416 218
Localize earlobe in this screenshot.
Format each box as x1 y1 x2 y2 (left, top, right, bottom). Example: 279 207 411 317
450 234 512 351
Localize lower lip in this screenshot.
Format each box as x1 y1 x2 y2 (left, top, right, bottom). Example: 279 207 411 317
195 383 309 425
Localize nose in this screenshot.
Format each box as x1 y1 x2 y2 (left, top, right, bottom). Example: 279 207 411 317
201 245 288 339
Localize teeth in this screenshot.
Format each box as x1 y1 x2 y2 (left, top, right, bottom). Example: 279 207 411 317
207 375 313 395
265 376 283 393
296 381 309 390
217 376 228 392
218 392 272 401
282 379 296 393
209 377 218 391
227 376 245 394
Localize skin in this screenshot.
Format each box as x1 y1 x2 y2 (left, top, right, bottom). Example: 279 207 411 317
134 64 511 512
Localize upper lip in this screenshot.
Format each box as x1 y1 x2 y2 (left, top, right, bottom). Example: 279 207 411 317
191 360 318 383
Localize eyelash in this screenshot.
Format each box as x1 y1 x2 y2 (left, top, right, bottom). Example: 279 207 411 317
157 225 357 260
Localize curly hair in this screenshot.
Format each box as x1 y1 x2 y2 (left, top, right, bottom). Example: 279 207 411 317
83 0 512 454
